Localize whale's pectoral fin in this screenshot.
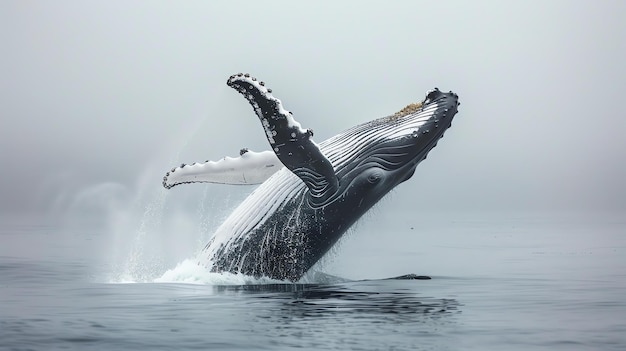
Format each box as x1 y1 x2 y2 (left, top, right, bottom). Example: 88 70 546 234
227 74 339 202
162 149 281 189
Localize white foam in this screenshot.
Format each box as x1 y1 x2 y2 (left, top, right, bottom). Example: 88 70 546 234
153 259 285 285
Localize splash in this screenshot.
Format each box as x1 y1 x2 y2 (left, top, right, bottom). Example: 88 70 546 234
100 176 250 283
152 258 351 285
55 91 242 283
153 259 285 285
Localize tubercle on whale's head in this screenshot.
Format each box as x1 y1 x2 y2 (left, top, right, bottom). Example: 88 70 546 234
407 88 459 133
405 88 458 156
422 87 459 109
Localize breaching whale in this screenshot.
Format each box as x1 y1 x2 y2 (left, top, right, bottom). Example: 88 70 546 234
163 73 460 281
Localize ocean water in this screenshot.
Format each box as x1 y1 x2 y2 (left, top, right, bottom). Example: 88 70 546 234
1 210 625 350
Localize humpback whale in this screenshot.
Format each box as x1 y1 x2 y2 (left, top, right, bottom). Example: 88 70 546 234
163 73 460 281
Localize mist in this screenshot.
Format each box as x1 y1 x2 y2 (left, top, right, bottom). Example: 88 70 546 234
1 0 625 216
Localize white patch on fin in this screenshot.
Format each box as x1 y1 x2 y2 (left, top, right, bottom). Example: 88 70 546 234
163 150 282 188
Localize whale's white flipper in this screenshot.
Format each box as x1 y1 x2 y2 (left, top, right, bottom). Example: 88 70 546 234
163 149 281 188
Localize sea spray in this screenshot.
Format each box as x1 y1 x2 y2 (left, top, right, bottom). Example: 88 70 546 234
154 259 284 285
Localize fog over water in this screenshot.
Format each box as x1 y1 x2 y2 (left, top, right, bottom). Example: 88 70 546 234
1 1 625 216
2 4 626 350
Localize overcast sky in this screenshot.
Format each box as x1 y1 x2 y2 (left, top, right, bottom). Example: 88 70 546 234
1 0 625 216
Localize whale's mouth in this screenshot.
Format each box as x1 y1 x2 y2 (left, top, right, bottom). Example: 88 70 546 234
385 88 460 181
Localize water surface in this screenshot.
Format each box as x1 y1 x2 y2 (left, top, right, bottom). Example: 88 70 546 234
1 211 624 350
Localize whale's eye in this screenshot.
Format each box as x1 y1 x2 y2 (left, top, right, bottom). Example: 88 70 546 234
367 171 382 184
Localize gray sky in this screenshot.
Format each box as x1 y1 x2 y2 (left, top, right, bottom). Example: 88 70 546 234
1 0 625 215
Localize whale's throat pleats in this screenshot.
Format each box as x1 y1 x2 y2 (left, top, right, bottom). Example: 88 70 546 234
226 74 339 205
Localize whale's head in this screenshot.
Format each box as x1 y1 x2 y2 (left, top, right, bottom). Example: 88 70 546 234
324 88 459 209
384 88 459 181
